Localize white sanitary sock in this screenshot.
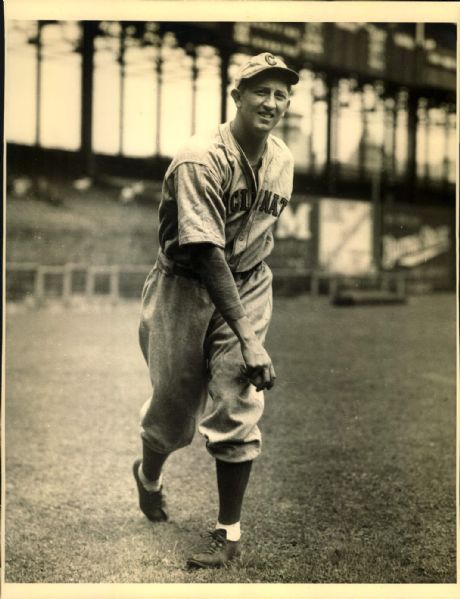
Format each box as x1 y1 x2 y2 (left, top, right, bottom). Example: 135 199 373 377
138 463 162 492
216 521 241 542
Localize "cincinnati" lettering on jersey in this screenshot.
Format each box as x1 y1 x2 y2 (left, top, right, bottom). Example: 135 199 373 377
227 189 288 217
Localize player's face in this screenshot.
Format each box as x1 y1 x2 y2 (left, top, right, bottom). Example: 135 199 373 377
236 74 291 135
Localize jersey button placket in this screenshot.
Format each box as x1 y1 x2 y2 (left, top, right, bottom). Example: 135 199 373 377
230 144 263 268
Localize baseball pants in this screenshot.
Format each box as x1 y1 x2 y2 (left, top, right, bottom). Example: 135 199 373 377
138 251 273 463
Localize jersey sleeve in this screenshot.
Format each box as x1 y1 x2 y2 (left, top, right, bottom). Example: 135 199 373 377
173 162 226 248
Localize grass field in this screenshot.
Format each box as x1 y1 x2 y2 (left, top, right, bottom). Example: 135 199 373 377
4 293 457 583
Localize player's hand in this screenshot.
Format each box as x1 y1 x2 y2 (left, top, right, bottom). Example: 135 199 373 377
239 338 276 392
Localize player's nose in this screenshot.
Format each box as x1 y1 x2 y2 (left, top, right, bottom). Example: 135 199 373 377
262 93 276 110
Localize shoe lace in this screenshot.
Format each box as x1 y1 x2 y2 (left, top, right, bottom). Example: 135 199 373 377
203 530 226 554
148 486 166 511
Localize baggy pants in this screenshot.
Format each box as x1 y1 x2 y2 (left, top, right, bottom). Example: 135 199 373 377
138 252 273 463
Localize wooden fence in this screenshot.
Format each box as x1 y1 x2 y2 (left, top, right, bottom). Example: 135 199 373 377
6 263 151 304
6 262 407 306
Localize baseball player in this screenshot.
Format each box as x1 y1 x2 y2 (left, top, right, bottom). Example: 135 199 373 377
133 52 299 569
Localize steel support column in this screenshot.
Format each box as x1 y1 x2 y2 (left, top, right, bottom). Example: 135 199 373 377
80 21 97 176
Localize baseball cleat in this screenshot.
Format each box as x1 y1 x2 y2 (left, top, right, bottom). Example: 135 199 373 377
132 459 168 522
186 529 241 569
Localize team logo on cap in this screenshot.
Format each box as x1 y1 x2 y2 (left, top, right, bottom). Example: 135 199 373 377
265 53 277 66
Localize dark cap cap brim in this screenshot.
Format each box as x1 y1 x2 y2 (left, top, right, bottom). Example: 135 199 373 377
266 66 299 85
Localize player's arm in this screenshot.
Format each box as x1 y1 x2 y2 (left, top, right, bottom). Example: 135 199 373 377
189 243 276 391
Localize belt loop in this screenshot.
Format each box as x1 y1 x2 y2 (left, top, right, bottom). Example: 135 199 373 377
157 250 174 275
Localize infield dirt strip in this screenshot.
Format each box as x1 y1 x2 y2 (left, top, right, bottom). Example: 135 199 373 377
4 294 456 583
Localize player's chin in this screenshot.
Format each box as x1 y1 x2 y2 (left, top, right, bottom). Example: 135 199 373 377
251 120 277 135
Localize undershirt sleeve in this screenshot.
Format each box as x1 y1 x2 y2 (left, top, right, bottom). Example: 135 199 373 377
173 162 226 249
189 243 245 322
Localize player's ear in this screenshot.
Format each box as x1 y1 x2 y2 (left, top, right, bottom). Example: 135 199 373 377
231 87 242 108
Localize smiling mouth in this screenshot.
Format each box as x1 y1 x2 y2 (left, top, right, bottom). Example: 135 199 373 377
258 113 274 121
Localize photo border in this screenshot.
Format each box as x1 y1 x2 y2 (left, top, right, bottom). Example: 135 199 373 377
2 2 459 598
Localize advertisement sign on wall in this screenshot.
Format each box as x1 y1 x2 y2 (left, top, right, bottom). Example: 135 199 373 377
318 198 373 275
270 196 317 270
381 205 454 290
271 196 374 275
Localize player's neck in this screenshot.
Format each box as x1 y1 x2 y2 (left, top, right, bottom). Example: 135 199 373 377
230 120 267 166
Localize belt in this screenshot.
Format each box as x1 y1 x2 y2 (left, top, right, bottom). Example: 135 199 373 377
233 262 263 280
165 257 263 282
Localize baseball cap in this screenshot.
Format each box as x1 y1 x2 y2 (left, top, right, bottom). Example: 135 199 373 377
234 52 299 88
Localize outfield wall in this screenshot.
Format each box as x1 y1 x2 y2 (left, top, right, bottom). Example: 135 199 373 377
269 195 454 292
